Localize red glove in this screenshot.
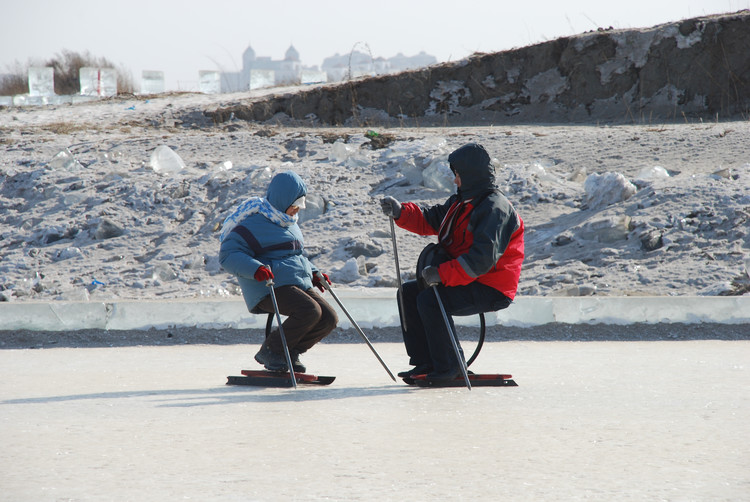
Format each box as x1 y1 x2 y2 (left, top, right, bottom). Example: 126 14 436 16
254 266 274 282
312 271 331 292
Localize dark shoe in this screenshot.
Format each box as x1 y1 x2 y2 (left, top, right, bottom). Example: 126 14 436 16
425 367 462 381
290 350 306 373
397 364 433 378
254 345 288 372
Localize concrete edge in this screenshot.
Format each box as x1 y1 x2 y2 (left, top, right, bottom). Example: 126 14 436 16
1 290 749 331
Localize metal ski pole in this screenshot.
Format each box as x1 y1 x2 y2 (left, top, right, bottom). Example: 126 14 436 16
266 280 297 389
432 286 472 390
315 272 396 382
389 217 408 332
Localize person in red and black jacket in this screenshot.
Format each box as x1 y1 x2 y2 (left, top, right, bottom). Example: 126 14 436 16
380 143 524 381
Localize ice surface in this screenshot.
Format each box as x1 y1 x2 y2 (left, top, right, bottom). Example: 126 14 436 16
1 342 748 500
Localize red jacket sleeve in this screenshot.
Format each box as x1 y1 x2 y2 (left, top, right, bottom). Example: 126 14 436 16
394 202 438 236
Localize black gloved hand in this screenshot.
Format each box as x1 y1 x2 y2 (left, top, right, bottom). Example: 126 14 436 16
421 266 441 287
380 196 402 219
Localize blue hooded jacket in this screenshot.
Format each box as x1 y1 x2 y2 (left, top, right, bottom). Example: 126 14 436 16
219 171 316 311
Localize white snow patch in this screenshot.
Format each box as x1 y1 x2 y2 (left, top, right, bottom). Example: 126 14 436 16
426 80 470 116
525 69 567 103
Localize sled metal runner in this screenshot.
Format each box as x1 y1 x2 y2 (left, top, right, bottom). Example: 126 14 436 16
405 373 517 388
227 369 335 387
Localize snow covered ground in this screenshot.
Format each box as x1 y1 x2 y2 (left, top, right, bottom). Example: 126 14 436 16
2 340 748 501
2 92 749 304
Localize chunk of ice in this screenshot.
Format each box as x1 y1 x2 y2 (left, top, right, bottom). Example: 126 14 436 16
637 166 670 180
248 166 272 185
422 158 455 193
584 172 636 209
149 145 186 174
49 149 84 171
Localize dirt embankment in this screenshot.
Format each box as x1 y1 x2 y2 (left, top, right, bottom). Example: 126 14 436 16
204 11 750 127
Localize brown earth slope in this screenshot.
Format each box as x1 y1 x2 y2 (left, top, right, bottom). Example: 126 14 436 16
204 11 750 127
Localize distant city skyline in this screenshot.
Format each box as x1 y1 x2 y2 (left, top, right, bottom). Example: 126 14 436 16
214 43 437 92
1 0 744 91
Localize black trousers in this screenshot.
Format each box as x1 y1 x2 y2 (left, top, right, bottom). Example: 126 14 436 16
397 280 511 372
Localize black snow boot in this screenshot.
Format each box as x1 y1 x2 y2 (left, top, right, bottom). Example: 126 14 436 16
397 363 433 378
290 350 306 373
254 345 287 372
425 367 462 382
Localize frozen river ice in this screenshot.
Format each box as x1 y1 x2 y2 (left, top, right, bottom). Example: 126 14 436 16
1 340 748 500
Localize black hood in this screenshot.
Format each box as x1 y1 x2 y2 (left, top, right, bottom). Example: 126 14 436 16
448 143 496 199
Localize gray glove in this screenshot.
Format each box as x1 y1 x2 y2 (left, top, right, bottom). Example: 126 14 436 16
380 196 402 219
421 266 441 287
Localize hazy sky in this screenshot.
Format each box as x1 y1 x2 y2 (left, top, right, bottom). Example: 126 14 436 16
1 0 746 91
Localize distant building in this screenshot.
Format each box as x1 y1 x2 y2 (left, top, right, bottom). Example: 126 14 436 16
220 44 437 92
321 50 437 82
388 51 438 72
321 51 387 82
221 44 307 92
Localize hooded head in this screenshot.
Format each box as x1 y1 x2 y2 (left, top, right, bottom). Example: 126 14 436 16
266 171 307 213
447 143 495 198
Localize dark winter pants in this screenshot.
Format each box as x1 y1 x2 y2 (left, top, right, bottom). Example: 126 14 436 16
397 280 511 372
255 286 338 354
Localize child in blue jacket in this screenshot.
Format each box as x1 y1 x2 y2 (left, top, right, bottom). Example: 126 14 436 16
219 171 337 372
